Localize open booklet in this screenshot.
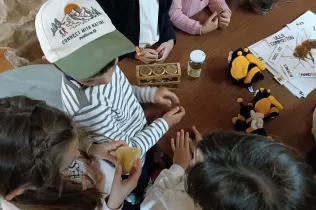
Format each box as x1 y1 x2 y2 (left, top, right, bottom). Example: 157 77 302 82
249 10 316 98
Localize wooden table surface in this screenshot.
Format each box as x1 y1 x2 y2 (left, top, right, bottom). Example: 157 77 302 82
120 1 316 157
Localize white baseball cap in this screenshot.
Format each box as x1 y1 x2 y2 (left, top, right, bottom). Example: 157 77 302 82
35 0 135 80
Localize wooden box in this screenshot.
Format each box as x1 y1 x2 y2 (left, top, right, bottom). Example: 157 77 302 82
136 63 181 90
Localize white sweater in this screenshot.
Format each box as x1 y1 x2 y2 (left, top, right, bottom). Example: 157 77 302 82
141 164 196 210
61 65 169 164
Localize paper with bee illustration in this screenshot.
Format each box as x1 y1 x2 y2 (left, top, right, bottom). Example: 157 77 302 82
280 28 316 71
248 10 316 98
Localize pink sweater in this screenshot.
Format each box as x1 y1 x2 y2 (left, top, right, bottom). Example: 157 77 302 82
169 0 231 35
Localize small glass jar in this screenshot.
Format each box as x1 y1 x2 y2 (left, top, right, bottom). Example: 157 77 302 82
188 50 206 78
153 66 165 75
140 67 152 76
166 64 178 74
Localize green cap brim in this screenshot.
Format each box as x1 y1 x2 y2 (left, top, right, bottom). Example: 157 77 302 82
55 30 135 80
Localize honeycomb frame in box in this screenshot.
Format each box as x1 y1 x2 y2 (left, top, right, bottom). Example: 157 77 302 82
136 63 181 90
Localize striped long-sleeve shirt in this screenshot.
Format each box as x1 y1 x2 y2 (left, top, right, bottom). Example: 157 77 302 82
61 65 169 163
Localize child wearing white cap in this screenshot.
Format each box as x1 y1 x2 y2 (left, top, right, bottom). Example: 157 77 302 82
35 0 184 168
34 0 185 207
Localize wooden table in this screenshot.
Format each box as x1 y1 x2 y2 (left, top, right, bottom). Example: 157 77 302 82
119 0 316 157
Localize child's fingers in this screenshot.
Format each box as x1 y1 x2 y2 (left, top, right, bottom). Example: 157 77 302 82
171 138 176 152
189 138 194 155
220 18 230 24
220 12 230 18
146 49 158 55
157 56 167 62
105 153 118 165
166 106 180 117
180 129 185 148
185 132 190 149
130 159 141 177
174 106 186 118
127 159 142 188
146 54 158 60
114 164 123 182
210 12 218 20
109 140 128 150
219 23 228 29
156 44 166 53
192 126 202 141
176 132 180 147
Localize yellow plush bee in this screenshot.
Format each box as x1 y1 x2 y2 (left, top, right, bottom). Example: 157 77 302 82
253 88 284 120
228 48 266 87
232 98 269 137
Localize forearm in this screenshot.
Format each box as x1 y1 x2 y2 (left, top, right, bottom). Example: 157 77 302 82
104 196 123 210
169 10 202 35
128 118 168 158
208 0 231 14
132 85 157 103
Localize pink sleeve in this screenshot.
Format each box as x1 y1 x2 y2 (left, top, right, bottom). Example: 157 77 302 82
1 200 21 210
169 0 202 35
208 0 231 14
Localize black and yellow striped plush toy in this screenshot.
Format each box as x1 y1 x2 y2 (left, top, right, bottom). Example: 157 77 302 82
228 48 266 87
232 98 269 137
253 88 284 120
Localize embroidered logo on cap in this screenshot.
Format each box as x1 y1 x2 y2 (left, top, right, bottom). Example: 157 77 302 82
51 4 102 38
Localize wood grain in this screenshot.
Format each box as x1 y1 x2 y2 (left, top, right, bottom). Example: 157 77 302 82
119 1 316 158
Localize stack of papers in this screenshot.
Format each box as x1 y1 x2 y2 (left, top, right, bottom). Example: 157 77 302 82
249 11 316 98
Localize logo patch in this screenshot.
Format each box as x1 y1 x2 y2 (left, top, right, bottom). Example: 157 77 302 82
51 4 102 37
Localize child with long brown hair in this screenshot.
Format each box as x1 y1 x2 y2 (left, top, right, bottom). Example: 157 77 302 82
0 96 141 210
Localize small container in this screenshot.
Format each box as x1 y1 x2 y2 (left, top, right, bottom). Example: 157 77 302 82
188 50 206 78
153 66 165 75
140 67 152 76
166 65 178 74
250 0 276 15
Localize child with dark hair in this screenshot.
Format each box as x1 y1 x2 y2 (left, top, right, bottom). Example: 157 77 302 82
141 129 316 210
0 96 140 210
97 0 176 64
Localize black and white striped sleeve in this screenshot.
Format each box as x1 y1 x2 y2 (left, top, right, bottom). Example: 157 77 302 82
73 105 169 159
132 85 158 103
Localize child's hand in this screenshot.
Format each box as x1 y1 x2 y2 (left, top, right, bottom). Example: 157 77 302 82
88 141 127 164
171 129 192 170
107 159 141 209
218 11 231 29
192 126 203 142
157 40 174 63
163 106 185 128
201 12 218 34
154 87 180 107
139 49 158 64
